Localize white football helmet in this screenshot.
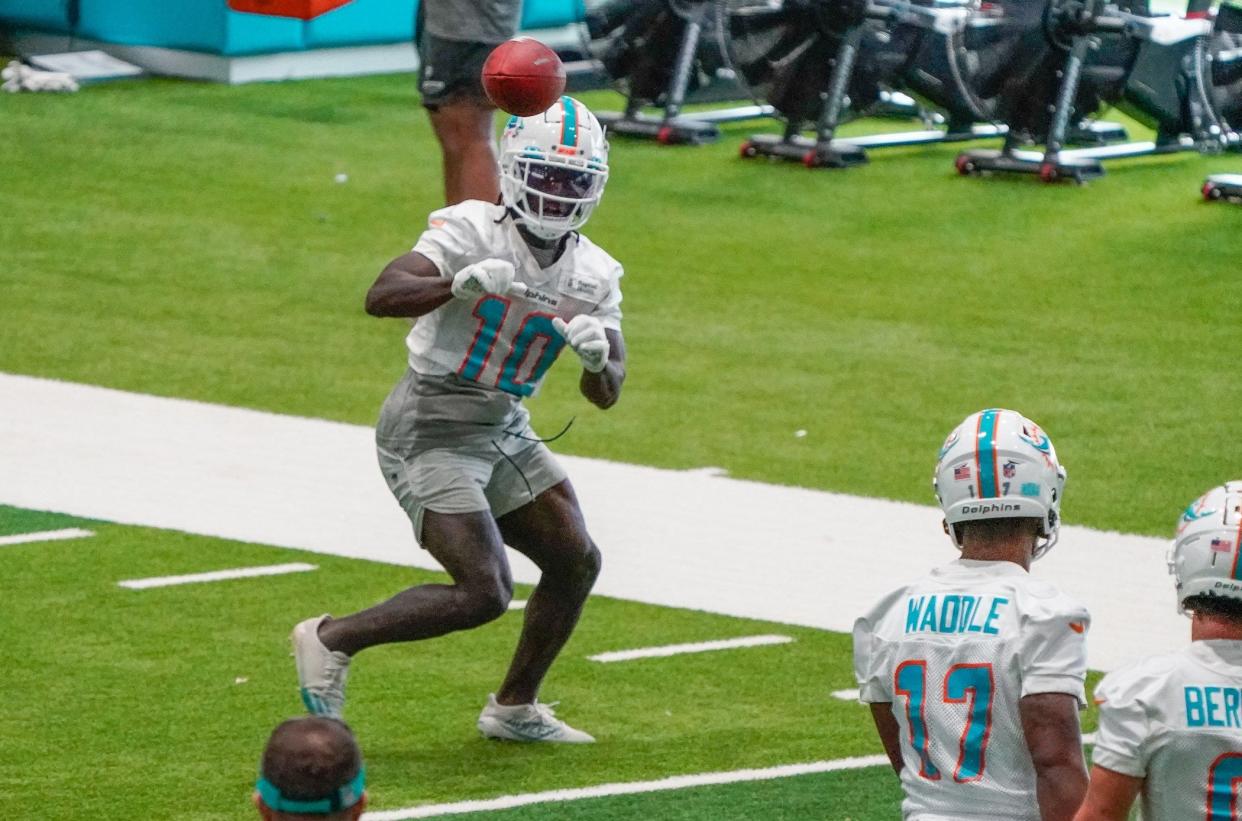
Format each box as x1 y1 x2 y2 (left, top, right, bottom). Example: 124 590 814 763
933 408 1067 559
1168 482 1242 611
499 96 609 241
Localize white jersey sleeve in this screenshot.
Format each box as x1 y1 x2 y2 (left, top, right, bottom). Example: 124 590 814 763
854 587 904 704
1091 641 1242 821
400 201 624 398
1015 587 1090 703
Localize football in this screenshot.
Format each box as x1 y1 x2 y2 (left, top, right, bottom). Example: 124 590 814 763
481 37 567 117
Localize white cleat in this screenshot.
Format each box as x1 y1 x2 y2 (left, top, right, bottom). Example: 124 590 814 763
477 694 595 743
291 615 350 720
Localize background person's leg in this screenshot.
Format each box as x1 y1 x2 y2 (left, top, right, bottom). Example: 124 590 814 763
428 102 500 206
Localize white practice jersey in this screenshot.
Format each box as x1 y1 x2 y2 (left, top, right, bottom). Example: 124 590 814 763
853 559 1090 821
407 200 623 398
1093 640 1242 821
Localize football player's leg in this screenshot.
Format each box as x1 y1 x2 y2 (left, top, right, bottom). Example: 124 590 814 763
317 509 513 656
492 477 601 706
315 447 513 656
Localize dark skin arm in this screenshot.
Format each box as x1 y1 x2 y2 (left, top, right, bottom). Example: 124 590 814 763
869 702 905 775
364 251 627 410
579 329 625 410
1021 692 1090 821
364 252 453 318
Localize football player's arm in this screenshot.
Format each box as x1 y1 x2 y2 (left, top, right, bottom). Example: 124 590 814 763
578 328 625 409
868 703 904 775
1071 766 1143 821
364 252 454 318
1019 692 1089 821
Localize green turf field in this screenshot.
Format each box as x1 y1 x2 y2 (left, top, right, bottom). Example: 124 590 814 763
0 73 1225 818
3 75 1240 537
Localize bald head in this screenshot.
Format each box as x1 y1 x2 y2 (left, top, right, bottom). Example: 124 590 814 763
256 717 365 821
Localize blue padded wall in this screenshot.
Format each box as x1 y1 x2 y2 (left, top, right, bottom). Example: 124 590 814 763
77 0 305 55
0 0 73 32
304 0 415 48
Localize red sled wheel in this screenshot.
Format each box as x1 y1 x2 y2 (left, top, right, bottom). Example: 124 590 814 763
1203 182 1223 201
739 140 757 159
955 155 976 176
656 125 674 145
802 150 819 168
1038 163 1060 184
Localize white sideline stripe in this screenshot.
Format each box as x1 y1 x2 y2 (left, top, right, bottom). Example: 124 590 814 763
365 736 1104 819
117 562 317 589
0 373 1189 672
508 599 527 611
0 527 94 547
831 688 861 701
361 755 891 820
588 634 793 663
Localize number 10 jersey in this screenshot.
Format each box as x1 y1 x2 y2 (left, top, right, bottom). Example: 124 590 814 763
407 200 623 398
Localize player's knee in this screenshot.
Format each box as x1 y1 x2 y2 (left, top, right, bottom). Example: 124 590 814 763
566 540 602 591
462 576 512 626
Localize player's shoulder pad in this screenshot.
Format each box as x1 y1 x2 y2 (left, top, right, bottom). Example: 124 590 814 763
855 582 916 634
572 233 624 282
424 199 503 233
1019 580 1091 631
1095 652 1182 707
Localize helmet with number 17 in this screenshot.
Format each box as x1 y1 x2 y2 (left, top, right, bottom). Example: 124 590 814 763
1168 482 1242 612
499 96 610 241
932 408 1068 559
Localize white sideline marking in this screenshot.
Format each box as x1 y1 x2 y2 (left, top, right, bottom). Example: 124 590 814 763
365 735 1104 819
0 373 1189 672
361 755 890 820
831 688 861 701
0 527 94 547
589 634 794 663
117 562 317 589
508 599 527 611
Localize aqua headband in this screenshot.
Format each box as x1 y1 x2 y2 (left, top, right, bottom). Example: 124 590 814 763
256 767 365 815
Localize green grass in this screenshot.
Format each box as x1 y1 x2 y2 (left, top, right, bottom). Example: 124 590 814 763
3 75 1240 537
0 510 903 819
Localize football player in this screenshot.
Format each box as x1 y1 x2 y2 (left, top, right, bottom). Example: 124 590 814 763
291 97 623 743
1073 482 1242 821
854 409 1091 820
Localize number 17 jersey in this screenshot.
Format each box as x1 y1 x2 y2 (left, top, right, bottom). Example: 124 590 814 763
853 558 1090 821
407 200 623 398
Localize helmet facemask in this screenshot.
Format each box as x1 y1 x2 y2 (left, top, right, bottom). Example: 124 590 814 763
501 154 607 240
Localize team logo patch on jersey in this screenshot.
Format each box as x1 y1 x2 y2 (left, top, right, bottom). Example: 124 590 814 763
1068 621 1086 634
560 272 602 300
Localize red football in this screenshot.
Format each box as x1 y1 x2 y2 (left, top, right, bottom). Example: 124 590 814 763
481 38 567 117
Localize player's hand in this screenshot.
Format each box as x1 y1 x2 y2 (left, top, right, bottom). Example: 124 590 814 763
451 259 515 300
552 315 609 373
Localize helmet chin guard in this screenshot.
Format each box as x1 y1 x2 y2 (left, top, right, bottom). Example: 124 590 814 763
933 409 1067 560
499 96 610 240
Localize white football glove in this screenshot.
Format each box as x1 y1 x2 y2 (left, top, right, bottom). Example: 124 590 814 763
451 259 515 300
552 315 610 373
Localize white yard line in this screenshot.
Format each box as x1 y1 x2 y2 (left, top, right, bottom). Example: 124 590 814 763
0 527 94 547
507 599 527 611
361 755 891 820
0 373 1188 672
117 562 317 590
589 634 793 663
831 688 861 701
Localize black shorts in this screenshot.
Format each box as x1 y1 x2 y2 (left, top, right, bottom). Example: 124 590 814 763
416 29 494 110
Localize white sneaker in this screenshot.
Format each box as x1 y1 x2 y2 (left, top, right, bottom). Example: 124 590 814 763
291 615 350 719
477 694 595 743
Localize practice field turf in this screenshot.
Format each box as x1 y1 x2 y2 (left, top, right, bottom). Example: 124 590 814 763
4 75 1241 538
0 72 1222 819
